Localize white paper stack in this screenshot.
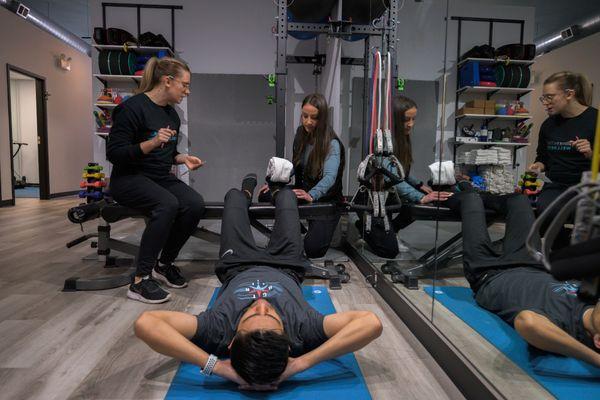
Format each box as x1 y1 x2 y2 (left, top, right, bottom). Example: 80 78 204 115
491 146 512 166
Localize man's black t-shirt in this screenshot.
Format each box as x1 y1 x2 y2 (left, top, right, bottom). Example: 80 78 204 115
106 93 180 179
476 267 595 349
535 107 597 185
192 266 328 357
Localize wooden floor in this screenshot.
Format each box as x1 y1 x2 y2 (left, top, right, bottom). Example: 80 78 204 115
0 198 464 400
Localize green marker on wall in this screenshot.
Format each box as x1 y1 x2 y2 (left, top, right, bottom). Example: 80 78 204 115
397 78 405 91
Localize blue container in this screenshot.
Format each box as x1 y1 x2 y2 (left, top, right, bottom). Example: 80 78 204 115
459 61 480 87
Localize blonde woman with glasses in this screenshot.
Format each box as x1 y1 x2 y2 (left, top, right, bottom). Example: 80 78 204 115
107 57 206 303
529 71 596 249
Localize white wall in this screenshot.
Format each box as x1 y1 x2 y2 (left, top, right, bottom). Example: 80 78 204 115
9 79 39 184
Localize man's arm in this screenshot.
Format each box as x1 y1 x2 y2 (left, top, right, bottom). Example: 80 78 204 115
134 310 245 384
514 310 600 368
280 311 382 380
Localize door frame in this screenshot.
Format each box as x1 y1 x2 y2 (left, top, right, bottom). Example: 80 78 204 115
6 64 50 201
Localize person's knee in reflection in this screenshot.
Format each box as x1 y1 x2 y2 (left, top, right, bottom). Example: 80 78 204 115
458 191 600 367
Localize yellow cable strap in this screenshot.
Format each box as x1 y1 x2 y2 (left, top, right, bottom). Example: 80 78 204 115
592 106 600 181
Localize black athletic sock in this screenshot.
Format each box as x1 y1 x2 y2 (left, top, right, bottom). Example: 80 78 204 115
241 173 257 202
266 177 288 205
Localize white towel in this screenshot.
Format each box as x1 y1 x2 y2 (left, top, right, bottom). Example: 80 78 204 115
429 160 456 185
266 157 293 183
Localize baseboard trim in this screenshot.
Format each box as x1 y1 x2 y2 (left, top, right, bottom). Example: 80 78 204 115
0 199 15 207
49 190 79 199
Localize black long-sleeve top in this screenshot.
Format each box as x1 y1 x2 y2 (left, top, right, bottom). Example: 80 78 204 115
106 93 180 179
535 107 597 185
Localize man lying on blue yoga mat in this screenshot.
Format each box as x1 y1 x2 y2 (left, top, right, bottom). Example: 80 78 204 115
456 191 600 368
134 175 382 390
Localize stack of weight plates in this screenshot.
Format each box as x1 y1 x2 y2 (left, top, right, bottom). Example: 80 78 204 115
494 64 530 88
98 50 137 75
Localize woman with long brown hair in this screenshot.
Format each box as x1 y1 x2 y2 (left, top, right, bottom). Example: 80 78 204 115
529 71 596 248
107 57 206 303
260 93 345 258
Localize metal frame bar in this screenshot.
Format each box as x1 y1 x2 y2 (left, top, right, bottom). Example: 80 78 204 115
275 0 287 157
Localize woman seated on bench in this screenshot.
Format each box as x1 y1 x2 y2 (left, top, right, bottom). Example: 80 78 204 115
357 95 453 258
107 57 206 304
134 179 382 390
457 191 600 367
260 93 345 258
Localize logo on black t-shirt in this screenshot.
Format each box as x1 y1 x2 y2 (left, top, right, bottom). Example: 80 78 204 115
234 279 283 300
547 140 576 153
550 282 579 297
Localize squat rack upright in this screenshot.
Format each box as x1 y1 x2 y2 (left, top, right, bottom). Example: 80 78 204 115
273 0 401 159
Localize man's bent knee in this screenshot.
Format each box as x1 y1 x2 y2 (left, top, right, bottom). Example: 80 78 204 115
514 310 541 334
134 311 157 338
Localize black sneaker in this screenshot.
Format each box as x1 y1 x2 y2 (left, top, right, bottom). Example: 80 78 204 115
241 173 257 201
127 276 171 304
152 263 188 288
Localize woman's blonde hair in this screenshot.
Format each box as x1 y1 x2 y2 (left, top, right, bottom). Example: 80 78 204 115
135 57 190 94
544 71 593 106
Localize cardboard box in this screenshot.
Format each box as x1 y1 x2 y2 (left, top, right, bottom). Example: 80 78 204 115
458 106 485 116
465 99 486 109
484 107 496 115
485 100 496 109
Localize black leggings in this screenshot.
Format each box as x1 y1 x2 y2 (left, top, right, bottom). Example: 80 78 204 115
109 174 205 277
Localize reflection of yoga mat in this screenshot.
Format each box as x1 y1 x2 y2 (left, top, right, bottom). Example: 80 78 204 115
424 286 600 400
165 286 371 400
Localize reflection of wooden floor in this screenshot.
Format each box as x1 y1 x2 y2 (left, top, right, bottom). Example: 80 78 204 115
0 198 463 400
349 218 553 399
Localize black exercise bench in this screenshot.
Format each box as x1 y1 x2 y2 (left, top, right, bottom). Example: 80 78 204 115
385 204 499 289
65 201 350 292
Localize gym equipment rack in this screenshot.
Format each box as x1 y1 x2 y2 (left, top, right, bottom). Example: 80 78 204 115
273 0 401 158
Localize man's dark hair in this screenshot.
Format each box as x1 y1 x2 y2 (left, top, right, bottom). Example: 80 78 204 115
230 330 291 385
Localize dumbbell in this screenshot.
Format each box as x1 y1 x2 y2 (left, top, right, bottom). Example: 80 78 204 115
381 261 399 274
83 172 105 179
80 180 107 188
84 164 103 172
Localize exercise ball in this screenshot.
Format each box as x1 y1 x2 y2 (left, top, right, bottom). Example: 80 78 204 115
287 0 336 40
287 0 336 22
342 0 389 24
342 0 390 41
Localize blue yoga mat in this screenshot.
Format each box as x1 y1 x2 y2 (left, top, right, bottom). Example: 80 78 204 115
164 286 371 400
424 285 600 399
